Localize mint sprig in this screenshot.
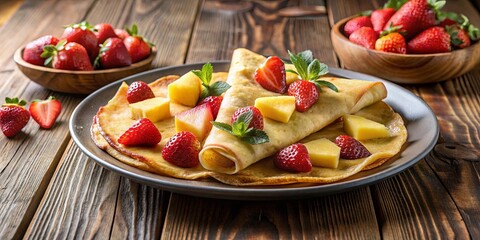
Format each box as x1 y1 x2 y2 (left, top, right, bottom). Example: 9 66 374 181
287 50 338 92
192 63 231 100
211 110 269 145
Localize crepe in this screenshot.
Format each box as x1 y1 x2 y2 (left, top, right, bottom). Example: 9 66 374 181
199 48 388 174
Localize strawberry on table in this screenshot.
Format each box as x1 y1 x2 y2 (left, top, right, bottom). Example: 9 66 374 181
94 38 132 69
344 14 373 37
375 26 407 54
61 21 99 61
118 118 161 146
198 95 223 119
0 97 30 138
162 131 201 168
349 27 378 49
407 26 451 54
29 96 62 129
126 81 155 104
124 24 152 63
274 143 312 173
23 35 59 66
94 23 118 45
41 40 93 70
254 56 287 93
334 135 371 159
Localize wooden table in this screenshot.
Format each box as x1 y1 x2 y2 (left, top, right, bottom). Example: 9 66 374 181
1 0 479 239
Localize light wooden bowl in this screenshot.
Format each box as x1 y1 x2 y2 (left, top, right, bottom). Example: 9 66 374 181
14 46 156 94
331 17 480 84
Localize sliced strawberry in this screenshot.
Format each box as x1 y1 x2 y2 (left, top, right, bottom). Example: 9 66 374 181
29 96 62 129
254 56 286 93
231 106 264 130
0 98 30 138
118 118 161 146
162 131 201 168
198 95 223 119
287 80 319 112
334 135 371 159
274 143 312 173
126 81 155 104
175 103 213 141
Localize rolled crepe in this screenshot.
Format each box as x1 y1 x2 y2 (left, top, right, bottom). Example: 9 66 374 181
199 48 387 174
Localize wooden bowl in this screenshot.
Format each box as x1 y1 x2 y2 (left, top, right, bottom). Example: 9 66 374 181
14 46 156 94
331 17 480 84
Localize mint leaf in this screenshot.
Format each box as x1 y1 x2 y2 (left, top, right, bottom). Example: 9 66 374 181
235 110 253 126
211 109 269 145
241 129 269 145
209 81 231 96
297 50 313 65
211 121 233 134
288 50 308 80
307 59 321 81
314 80 338 92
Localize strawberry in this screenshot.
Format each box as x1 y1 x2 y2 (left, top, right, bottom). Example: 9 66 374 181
0 98 30 138
94 38 132 69
334 135 371 159
375 29 407 54
371 8 396 34
453 28 471 49
344 16 373 37
61 21 99 61
254 56 287 93
407 26 451 54
439 18 457 27
274 143 312 173
124 24 152 63
41 40 93 70
198 95 223 119
231 106 264 130
115 28 130 40
126 81 155 104
287 80 318 112
23 35 59 66
162 131 201 168
384 0 444 40
94 23 118 45
192 63 231 99
29 96 62 129
118 118 161 146
349 27 378 49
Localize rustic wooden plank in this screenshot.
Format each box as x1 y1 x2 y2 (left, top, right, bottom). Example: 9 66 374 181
163 1 380 239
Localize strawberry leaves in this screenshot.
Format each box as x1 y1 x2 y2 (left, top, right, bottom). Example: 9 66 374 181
211 110 269 145
192 63 231 100
41 39 67 67
5 97 27 106
65 21 96 31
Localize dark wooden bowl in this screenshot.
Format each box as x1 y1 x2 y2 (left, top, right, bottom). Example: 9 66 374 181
14 46 156 94
331 17 480 84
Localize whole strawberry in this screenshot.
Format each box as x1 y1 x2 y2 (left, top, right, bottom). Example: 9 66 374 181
162 131 201 168
94 23 119 45
407 26 451 54
126 81 155 104
452 28 471 49
94 38 132 69
115 28 130 40
0 98 30 138
118 118 161 146
23 35 59 66
334 135 371 159
344 15 373 37
124 24 152 63
61 21 99 61
41 40 93 70
287 80 319 112
231 106 264 130
274 143 312 173
371 8 396 34
384 0 443 39
349 27 378 49
375 26 407 54
198 95 223 119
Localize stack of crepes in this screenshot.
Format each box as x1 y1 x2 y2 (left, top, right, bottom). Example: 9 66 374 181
92 48 407 186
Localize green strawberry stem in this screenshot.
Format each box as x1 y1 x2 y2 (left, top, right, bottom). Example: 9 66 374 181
125 24 155 47
93 40 110 69
383 0 408 10
211 110 269 145
4 97 27 106
192 63 231 100
65 21 96 32
40 39 67 67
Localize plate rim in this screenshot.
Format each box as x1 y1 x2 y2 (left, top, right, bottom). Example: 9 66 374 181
69 61 439 200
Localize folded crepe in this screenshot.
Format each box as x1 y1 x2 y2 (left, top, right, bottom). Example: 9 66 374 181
199 48 388 174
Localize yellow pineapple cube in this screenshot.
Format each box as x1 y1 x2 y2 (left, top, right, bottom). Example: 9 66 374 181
304 138 340 168
254 96 296 123
343 114 389 140
168 71 202 107
130 97 170 122
285 63 299 84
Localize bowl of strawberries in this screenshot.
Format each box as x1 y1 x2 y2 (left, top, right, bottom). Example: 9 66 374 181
14 21 156 94
330 0 480 84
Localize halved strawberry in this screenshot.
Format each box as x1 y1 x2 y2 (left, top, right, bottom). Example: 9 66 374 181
29 96 62 129
254 56 286 93
162 131 201 168
198 95 223 119
287 80 319 112
231 106 264 130
334 135 371 159
118 118 161 146
274 143 312 173
175 103 213 141
126 81 155 104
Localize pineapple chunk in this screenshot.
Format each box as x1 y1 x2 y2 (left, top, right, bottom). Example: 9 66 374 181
343 114 389 140
254 96 296 123
130 97 170 122
304 138 340 168
168 71 202 107
285 63 299 85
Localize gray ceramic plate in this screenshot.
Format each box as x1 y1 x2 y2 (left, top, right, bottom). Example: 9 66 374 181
69 62 439 200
